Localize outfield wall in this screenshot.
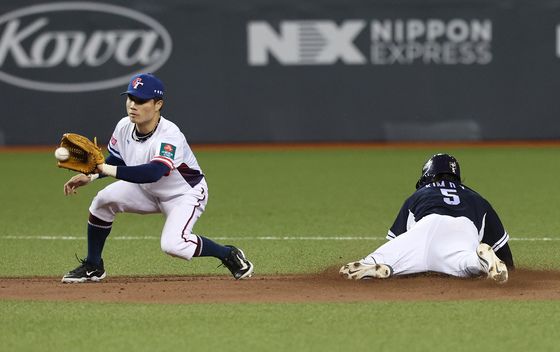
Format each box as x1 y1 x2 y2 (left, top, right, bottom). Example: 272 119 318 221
1 0 559 145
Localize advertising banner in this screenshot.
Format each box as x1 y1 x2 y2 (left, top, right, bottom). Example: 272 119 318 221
1 0 559 144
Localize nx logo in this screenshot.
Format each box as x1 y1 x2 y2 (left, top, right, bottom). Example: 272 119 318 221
0 2 172 92
248 19 492 66
248 21 366 65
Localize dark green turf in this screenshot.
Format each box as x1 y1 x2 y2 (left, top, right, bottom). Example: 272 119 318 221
1 148 559 351
1 148 559 276
1 300 560 352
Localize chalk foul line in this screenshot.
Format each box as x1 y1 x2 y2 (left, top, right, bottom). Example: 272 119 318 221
2 235 558 241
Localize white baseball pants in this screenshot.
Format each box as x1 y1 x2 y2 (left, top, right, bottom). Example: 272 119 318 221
363 214 483 277
89 181 207 260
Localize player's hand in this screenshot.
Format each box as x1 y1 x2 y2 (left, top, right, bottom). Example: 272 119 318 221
64 173 91 195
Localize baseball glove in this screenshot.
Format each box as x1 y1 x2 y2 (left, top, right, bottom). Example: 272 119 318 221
57 133 105 174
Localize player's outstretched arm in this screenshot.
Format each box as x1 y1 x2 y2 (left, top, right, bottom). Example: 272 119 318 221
63 173 92 195
96 162 170 183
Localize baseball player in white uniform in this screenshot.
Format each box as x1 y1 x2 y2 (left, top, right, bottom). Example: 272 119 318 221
340 153 514 283
61 73 254 283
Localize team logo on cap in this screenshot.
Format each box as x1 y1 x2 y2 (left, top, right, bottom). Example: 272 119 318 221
132 78 144 89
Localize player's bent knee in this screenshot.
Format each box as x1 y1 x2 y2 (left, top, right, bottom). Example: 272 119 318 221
160 240 195 261
89 190 124 219
160 242 178 257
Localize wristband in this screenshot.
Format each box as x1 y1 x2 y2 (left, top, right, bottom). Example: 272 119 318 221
100 163 118 178
88 173 100 182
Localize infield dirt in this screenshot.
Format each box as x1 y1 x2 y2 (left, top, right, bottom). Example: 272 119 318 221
1 268 559 303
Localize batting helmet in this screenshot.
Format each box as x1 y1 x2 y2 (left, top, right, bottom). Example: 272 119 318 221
415 153 461 189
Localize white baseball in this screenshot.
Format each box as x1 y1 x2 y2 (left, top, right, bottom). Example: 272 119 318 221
55 147 69 161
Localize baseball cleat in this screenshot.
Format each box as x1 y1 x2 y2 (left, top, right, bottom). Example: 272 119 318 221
477 243 508 283
339 261 393 280
61 257 106 283
221 245 254 280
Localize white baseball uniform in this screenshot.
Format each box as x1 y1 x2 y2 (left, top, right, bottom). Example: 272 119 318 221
89 116 207 260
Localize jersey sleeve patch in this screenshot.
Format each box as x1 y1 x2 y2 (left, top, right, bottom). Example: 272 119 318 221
108 135 121 157
159 143 176 160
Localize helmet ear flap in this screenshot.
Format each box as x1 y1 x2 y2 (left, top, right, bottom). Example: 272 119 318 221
415 176 426 189
415 157 434 189
415 174 435 189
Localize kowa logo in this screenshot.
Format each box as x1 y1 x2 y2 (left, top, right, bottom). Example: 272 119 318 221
0 2 172 92
248 19 492 66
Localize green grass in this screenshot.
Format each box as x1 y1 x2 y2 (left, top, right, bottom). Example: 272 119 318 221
1 300 560 352
0 302 560 351
1 147 560 275
1 147 560 351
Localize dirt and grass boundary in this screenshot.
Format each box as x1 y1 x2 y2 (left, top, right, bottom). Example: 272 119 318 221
1 269 559 304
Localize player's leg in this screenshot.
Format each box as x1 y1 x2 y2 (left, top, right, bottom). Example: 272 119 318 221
425 216 482 277
158 185 253 279
418 215 507 282
62 181 159 283
158 185 207 260
88 180 159 258
341 215 439 279
61 212 113 283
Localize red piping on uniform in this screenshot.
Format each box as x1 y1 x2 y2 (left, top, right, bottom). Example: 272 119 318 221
151 157 174 176
181 188 206 255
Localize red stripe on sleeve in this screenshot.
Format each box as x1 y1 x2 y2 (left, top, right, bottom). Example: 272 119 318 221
152 155 174 170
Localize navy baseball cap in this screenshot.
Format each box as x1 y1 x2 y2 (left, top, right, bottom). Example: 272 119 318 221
121 73 165 100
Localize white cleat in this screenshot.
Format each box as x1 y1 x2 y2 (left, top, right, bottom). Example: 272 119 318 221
477 243 508 283
339 261 393 280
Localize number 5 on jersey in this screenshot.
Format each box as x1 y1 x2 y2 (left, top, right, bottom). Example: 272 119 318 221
441 189 460 205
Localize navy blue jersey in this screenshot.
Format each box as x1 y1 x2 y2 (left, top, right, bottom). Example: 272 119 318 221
388 180 509 252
